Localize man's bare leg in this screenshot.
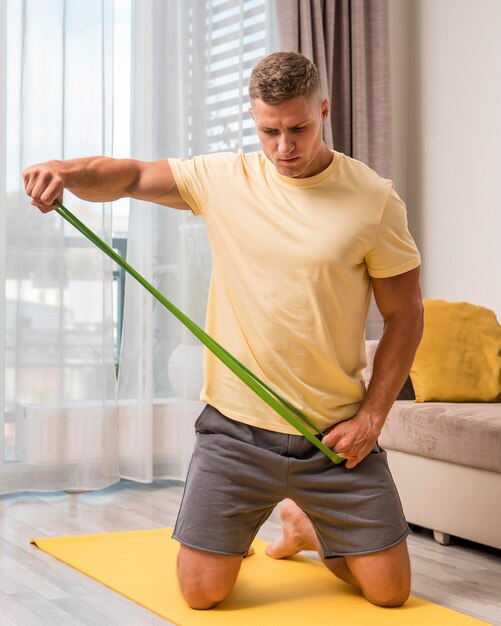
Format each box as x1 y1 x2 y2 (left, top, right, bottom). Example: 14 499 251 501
266 499 411 607
177 544 243 609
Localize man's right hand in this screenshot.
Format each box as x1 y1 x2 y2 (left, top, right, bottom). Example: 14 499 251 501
23 160 65 212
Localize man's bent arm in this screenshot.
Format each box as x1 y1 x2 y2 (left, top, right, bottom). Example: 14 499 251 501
322 266 423 469
359 266 423 423
23 157 190 212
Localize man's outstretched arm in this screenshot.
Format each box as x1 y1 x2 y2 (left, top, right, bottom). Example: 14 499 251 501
322 266 423 469
23 157 190 211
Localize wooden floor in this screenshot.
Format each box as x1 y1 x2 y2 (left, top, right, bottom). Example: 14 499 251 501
0 479 500 625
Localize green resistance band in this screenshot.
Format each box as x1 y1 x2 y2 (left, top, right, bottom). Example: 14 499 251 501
54 200 344 465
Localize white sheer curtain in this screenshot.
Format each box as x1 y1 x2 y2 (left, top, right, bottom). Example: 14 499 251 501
0 0 276 493
117 0 277 482
0 0 119 493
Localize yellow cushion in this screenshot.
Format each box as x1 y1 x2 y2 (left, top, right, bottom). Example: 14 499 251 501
410 300 501 402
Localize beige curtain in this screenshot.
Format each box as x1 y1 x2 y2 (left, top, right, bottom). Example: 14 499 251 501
275 0 392 338
275 0 392 180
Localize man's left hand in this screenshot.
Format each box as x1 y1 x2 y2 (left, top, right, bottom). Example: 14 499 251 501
322 412 382 469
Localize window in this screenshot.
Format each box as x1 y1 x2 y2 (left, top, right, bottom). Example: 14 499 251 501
4 0 276 388
200 0 276 153
3 0 276 462
112 0 277 364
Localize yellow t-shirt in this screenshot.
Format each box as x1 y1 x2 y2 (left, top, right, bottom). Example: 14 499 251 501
168 150 421 434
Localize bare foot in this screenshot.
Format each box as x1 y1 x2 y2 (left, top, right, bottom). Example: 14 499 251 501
266 500 319 559
245 546 255 558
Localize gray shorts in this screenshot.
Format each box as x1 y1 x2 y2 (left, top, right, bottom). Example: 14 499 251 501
173 405 410 558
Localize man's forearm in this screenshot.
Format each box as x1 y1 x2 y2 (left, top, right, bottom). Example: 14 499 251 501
359 307 423 428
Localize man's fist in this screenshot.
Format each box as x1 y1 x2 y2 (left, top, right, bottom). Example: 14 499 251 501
23 160 64 212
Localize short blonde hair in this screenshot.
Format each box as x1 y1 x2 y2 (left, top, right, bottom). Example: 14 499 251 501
249 52 321 105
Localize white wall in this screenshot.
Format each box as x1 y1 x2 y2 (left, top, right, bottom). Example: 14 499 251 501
389 0 501 320
0 0 6 452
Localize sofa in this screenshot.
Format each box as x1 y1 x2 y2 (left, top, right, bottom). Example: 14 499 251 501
380 398 501 549
364 332 501 551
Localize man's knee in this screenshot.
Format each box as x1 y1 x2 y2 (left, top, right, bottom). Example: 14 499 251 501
177 544 243 610
180 586 225 611
364 579 411 608
346 540 411 608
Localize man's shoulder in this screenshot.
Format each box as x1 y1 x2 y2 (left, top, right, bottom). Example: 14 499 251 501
337 152 391 190
174 150 264 179
220 149 264 172
188 149 263 166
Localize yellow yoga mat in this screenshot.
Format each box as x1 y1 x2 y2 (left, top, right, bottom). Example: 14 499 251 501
32 529 487 625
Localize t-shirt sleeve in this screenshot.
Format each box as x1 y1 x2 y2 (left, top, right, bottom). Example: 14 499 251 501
168 152 235 216
365 186 421 278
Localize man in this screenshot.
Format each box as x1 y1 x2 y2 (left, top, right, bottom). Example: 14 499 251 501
24 52 423 611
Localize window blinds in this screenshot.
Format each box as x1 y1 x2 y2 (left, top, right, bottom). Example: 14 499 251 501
185 0 273 155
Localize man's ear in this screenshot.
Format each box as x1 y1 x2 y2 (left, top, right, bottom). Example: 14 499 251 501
248 106 255 121
321 98 330 122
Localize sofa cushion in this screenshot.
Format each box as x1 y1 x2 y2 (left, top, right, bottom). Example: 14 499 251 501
410 300 501 403
379 400 501 473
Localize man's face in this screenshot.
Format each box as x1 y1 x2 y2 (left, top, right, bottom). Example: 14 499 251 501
249 95 330 178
